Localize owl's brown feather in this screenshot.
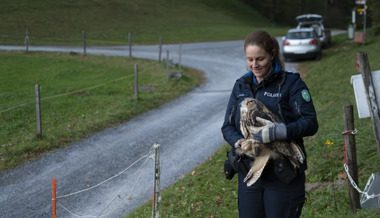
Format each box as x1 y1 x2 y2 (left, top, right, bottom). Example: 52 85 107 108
235 98 305 186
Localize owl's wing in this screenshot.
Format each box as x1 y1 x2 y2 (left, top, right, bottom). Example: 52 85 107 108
240 120 250 139
274 141 305 169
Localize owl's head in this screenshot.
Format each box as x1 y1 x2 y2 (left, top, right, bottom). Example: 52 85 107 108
240 97 269 124
240 98 263 114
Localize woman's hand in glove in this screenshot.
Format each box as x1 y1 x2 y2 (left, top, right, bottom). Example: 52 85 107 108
250 117 287 143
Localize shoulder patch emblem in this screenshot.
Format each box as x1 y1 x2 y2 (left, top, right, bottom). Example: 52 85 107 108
301 90 311 102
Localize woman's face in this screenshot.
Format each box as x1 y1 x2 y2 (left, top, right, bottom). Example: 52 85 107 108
245 45 273 84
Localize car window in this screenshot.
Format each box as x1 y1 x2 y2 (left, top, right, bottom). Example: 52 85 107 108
286 32 313 39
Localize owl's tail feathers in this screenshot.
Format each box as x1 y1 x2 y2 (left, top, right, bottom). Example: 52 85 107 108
244 153 271 186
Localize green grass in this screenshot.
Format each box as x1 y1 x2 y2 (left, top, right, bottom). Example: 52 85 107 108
0 0 287 45
300 34 380 217
126 35 380 217
0 50 204 171
128 145 238 217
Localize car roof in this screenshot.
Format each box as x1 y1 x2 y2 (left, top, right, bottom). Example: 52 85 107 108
296 14 323 23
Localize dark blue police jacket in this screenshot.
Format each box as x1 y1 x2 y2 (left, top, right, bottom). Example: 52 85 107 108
221 61 318 170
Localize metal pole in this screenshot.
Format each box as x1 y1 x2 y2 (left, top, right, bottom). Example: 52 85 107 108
52 178 56 218
166 50 169 82
158 37 162 63
128 32 132 57
35 84 42 137
363 0 366 45
83 30 86 56
134 64 138 99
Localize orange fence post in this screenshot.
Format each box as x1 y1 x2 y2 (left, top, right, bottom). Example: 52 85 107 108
52 178 56 218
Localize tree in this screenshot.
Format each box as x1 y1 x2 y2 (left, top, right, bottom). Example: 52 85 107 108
300 0 306 14
368 0 380 35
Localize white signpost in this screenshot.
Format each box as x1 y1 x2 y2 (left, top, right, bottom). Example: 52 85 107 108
351 71 380 118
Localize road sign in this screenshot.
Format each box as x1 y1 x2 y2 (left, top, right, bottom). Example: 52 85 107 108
357 6 368 12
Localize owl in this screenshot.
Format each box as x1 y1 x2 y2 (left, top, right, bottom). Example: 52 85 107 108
235 97 305 186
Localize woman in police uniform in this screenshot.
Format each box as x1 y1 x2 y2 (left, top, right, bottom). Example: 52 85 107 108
221 30 318 218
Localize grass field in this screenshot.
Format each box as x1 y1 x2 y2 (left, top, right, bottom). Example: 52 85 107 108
0 0 287 45
126 34 380 217
0 50 203 171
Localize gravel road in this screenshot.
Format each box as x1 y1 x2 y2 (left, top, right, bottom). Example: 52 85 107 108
0 30 345 217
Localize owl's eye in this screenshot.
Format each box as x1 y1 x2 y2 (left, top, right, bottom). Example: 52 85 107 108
247 102 251 106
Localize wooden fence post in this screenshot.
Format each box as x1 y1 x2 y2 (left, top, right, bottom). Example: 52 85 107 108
134 64 138 99
166 50 169 82
128 32 132 57
343 104 361 213
35 84 42 137
152 143 160 218
179 42 182 72
158 37 162 63
25 27 29 52
82 30 86 56
357 51 380 159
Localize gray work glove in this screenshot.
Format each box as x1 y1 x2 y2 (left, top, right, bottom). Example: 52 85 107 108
250 117 287 143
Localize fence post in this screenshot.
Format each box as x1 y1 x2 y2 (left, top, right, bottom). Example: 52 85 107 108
83 30 86 56
134 64 138 99
343 104 361 212
25 27 29 52
35 84 42 137
158 37 162 63
166 50 169 82
179 42 182 72
152 143 160 218
128 32 132 57
357 51 380 159
52 178 56 218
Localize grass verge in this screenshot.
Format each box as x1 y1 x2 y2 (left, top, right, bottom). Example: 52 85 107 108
126 34 380 217
0 50 204 171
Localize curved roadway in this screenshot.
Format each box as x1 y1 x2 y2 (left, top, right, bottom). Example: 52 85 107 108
0 31 344 217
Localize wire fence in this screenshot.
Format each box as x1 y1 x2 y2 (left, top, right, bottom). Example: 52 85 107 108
53 143 160 218
0 29 183 114
0 62 160 114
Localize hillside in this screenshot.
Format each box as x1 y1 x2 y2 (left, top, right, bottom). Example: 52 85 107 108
0 0 284 45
